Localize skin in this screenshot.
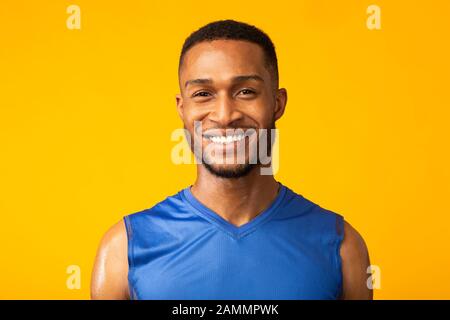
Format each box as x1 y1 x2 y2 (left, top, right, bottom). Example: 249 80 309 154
91 39 373 300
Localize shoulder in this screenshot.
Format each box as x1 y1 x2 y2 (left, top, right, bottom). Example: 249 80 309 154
341 221 368 260
91 219 129 299
95 219 128 264
126 190 186 222
339 220 373 299
101 218 128 247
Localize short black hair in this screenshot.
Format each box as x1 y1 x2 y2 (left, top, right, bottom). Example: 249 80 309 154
179 19 279 87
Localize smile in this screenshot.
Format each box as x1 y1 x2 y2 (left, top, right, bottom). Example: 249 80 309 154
204 134 245 144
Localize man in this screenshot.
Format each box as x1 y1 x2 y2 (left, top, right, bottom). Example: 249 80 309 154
91 20 372 300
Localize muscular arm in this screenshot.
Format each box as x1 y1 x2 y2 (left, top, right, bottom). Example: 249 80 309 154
91 219 130 300
339 220 373 300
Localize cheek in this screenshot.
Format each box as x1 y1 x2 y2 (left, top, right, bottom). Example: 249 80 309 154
183 103 210 123
245 102 275 126
182 108 202 131
182 108 212 139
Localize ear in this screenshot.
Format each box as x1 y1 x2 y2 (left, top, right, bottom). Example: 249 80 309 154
175 93 184 121
274 88 287 121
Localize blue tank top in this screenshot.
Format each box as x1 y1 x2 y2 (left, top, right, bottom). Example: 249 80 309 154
123 183 345 300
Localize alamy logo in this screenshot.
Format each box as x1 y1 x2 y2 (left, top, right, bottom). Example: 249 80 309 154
66 5 81 30
66 265 81 290
366 4 381 30
171 121 279 175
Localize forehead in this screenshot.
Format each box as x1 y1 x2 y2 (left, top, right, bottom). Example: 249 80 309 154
179 40 269 84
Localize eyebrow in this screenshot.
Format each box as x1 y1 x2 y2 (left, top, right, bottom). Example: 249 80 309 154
184 74 264 88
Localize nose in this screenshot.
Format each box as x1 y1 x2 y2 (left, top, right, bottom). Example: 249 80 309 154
208 93 243 127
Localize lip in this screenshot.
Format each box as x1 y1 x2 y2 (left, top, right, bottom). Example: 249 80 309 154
202 130 257 144
203 134 245 144
202 128 257 138
199 129 259 161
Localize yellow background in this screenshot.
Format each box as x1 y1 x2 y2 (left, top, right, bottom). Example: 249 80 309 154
1 0 449 299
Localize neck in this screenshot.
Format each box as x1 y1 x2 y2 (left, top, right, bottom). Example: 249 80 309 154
190 165 280 227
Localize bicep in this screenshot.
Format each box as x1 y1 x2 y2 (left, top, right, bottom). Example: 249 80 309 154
91 219 130 300
339 220 373 300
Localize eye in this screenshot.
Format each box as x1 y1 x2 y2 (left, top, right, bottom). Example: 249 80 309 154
238 88 256 96
192 91 211 98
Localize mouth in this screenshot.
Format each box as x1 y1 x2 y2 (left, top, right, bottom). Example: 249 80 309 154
198 129 259 164
203 133 246 144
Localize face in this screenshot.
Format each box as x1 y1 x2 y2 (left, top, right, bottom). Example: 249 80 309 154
176 40 287 178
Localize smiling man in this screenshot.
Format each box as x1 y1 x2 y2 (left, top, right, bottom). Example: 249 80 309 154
91 20 372 300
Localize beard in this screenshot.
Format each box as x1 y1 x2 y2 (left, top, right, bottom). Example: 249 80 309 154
203 161 255 179
195 118 276 179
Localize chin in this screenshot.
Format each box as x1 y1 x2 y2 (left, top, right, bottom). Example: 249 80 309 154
203 162 255 179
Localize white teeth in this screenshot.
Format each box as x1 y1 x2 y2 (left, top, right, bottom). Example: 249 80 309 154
207 134 245 144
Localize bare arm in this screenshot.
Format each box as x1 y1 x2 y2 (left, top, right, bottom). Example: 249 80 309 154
91 219 130 300
339 220 373 300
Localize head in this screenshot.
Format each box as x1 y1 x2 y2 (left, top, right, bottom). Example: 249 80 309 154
176 19 287 178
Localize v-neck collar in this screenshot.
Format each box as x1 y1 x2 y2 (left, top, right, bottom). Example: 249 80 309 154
181 183 287 239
